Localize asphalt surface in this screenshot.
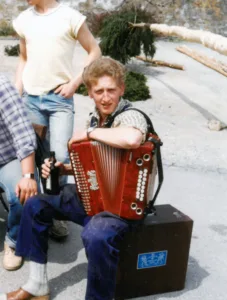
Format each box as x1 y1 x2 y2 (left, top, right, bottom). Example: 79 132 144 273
0 39 227 299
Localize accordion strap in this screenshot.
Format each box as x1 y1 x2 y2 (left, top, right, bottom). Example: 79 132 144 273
146 135 163 214
104 106 157 135
122 108 157 136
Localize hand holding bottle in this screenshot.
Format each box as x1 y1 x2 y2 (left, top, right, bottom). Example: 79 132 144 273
42 151 61 195
42 159 64 179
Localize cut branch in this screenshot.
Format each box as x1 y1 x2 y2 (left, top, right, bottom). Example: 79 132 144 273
176 45 227 77
136 56 184 70
129 23 227 56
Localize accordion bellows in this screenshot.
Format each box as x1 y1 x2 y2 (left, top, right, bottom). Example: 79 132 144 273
69 140 157 220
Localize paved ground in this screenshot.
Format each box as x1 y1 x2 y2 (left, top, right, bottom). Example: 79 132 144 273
0 38 227 299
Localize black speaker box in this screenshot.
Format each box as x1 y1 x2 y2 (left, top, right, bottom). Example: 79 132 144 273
115 204 193 299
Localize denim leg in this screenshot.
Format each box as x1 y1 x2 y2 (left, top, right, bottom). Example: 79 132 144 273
47 93 74 185
0 159 22 248
81 212 131 300
24 92 74 185
0 159 40 248
16 184 87 263
47 93 74 163
23 94 50 155
23 94 49 128
24 93 74 162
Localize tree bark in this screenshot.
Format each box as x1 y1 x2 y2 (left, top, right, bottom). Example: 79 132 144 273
176 45 227 77
129 23 227 56
136 56 184 70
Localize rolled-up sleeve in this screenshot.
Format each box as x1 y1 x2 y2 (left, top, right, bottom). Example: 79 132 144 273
113 110 148 142
12 14 25 39
70 9 86 38
0 78 36 161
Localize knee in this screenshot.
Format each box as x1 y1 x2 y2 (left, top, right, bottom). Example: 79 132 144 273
23 195 42 218
7 193 21 206
81 227 106 254
9 198 23 221
3 185 20 206
81 228 121 263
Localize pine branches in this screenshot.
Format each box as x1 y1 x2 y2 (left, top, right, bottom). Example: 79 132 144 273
99 11 156 64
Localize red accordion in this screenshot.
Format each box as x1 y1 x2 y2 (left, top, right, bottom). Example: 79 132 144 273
69 136 162 220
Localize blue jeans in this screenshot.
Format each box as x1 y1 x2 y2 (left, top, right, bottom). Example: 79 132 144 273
23 92 74 184
0 159 39 248
16 184 137 300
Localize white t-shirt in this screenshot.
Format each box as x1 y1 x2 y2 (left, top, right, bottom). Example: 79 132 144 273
13 4 86 95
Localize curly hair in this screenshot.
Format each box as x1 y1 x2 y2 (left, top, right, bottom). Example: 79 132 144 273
83 57 126 89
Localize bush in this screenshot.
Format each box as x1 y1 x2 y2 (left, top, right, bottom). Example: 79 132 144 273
124 71 150 102
4 44 20 56
0 24 16 36
76 71 150 102
99 11 156 64
77 84 88 96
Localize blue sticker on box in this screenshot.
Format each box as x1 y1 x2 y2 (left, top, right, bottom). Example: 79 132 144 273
137 250 168 269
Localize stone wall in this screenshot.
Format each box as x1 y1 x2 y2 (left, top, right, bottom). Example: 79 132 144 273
0 0 227 36
120 0 227 35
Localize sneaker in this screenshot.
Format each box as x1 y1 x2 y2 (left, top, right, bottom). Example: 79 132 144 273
3 243 23 271
49 220 69 240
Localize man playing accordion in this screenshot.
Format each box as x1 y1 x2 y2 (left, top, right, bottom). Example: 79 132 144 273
1 58 159 300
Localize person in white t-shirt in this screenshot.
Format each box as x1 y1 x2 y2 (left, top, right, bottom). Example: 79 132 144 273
12 0 101 240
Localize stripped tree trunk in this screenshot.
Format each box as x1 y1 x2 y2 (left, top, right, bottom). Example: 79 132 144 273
176 45 227 77
129 23 227 56
136 56 184 70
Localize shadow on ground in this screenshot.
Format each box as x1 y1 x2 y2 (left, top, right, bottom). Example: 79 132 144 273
49 262 87 298
48 222 84 265
0 208 84 265
48 254 209 300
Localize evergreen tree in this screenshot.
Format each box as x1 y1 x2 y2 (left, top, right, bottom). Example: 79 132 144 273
99 11 156 64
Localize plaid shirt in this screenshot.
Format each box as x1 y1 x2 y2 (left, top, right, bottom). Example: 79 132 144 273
0 75 36 166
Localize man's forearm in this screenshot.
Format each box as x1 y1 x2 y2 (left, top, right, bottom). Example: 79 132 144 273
21 153 35 175
72 46 101 90
15 56 26 96
89 127 143 149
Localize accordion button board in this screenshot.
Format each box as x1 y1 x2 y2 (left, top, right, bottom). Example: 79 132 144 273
115 204 193 299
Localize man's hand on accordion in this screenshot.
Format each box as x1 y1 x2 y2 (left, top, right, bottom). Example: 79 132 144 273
68 130 88 148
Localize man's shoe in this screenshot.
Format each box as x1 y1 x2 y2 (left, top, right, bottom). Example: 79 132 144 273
5 288 49 299
3 243 22 271
49 220 69 240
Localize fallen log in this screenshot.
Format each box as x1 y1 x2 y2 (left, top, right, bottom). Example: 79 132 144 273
129 23 227 56
136 56 184 70
176 45 227 77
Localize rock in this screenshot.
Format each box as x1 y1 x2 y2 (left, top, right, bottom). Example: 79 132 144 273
207 119 222 131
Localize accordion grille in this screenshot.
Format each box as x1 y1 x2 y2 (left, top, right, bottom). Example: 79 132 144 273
91 142 126 214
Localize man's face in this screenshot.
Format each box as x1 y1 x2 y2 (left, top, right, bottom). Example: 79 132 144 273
88 75 125 121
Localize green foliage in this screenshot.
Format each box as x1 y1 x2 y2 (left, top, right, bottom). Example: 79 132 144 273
99 11 156 64
77 83 88 96
124 71 150 102
76 71 150 102
0 24 16 36
4 44 20 56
